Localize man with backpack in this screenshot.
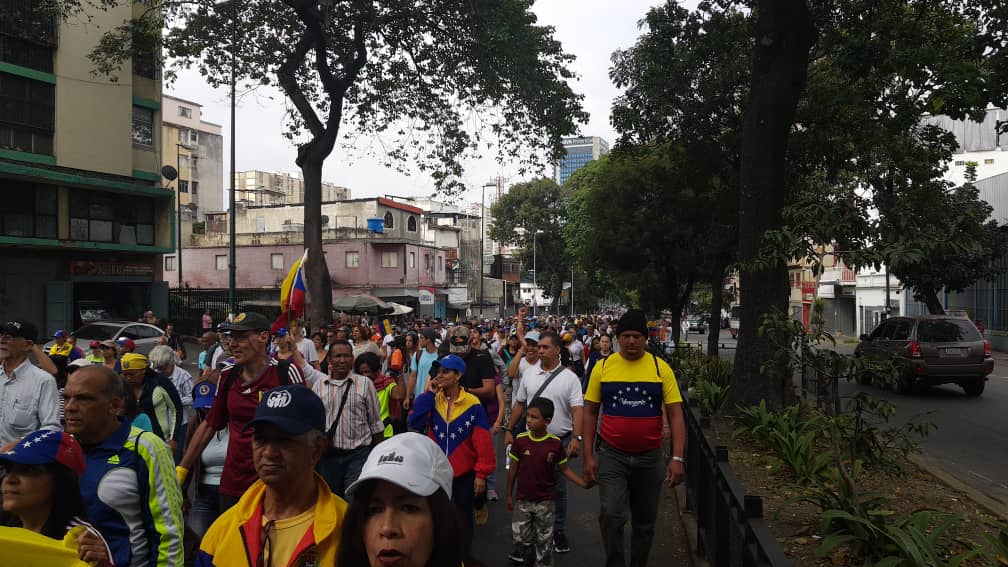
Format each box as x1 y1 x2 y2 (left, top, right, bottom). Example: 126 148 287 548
176 312 305 512
582 309 686 567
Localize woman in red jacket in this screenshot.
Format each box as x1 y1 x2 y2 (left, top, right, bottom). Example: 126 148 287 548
407 354 495 557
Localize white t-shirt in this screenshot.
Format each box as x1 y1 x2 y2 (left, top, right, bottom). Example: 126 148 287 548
568 339 584 362
297 337 318 364
514 362 583 436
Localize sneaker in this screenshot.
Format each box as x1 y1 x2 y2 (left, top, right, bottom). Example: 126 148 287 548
507 549 526 564
474 505 489 526
488 489 499 501
554 532 571 554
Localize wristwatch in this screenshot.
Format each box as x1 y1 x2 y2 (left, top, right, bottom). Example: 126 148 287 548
671 456 686 464
575 435 583 442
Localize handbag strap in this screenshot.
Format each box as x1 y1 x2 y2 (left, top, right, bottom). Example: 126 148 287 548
326 378 354 443
530 364 566 402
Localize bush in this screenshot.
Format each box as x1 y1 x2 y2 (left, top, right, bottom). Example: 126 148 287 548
735 401 832 484
692 379 730 417
695 356 732 387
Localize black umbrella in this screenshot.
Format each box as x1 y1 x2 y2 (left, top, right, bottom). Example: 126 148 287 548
333 293 393 315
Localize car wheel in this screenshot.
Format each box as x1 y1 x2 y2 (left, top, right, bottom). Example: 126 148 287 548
961 378 985 397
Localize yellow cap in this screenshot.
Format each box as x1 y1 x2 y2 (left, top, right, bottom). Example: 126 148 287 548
120 353 149 371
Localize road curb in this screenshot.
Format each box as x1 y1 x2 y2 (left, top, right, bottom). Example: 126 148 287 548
909 453 1008 522
673 484 706 567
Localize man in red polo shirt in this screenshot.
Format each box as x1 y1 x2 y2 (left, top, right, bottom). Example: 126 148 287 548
176 312 305 511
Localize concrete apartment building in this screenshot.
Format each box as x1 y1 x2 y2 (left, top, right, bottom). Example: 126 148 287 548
177 197 453 318
160 94 224 237
234 170 350 205
0 2 173 331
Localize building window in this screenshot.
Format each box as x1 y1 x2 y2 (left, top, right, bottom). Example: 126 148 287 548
1 183 56 238
383 211 394 229
381 251 399 268
984 158 995 165
132 106 154 147
409 251 416 268
178 106 192 118
425 254 431 270
178 180 189 193
0 72 54 155
407 216 417 232
69 190 155 245
271 253 284 270
346 251 360 268
438 255 443 271
0 36 54 73
164 256 176 271
215 255 227 270
954 160 965 166
191 181 199 195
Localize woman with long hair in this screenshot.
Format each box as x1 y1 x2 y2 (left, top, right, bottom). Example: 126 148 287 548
0 430 112 565
354 351 405 439
583 335 604 392
311 331 327 364
337 432 483 567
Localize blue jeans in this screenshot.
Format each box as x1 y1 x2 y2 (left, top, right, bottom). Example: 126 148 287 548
316 445 371 499
188 483 221 539
597 440 665 567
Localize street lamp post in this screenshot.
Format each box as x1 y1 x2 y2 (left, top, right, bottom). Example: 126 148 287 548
532 229 543 316
479 183 485 316
175 142 197 289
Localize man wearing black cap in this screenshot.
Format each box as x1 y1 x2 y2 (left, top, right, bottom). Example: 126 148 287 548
0 320 61 447
196 384 347 567
582 309 686 567
177 311 305 512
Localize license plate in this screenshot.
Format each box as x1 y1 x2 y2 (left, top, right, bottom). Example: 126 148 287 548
941 347 966 358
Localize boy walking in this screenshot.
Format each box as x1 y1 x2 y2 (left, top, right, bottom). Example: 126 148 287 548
506 397 590 566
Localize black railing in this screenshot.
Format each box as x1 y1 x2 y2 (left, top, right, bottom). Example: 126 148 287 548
683 398 792 567
168 288 276 337
0 1 57 46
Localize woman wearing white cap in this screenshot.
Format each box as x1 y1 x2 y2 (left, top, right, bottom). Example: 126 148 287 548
337 432 483 567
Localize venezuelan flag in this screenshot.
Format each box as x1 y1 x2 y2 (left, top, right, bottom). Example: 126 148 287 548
374 318 392 338
271 250 308 334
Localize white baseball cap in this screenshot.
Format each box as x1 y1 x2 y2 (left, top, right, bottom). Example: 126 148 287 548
347 432 454 498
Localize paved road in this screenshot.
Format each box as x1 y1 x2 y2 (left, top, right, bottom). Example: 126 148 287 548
702 328 1008 512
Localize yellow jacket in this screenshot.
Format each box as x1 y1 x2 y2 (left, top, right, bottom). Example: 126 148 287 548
195 473 347 567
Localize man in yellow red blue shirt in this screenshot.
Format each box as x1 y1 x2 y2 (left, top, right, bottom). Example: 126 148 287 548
407 354 494 557
582 309 686 567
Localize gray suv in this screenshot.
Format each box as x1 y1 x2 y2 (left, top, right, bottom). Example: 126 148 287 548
854 315 993 396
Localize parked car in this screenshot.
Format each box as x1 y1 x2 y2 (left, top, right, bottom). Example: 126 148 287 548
44 320 165 356
854 315 993 396
687 316 707 334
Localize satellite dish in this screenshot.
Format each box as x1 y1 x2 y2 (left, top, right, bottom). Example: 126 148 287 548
161 165 178 181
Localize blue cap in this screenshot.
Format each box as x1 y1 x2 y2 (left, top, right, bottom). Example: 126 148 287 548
274 328 288 337
0 430 85 478
53 329 68 338
193 381 216 409
243 385 325 435
433 354 466 374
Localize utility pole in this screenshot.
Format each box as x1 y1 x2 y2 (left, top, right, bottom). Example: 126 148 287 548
227 0 238 316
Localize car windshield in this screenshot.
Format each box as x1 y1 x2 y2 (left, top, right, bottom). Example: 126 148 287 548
72 324 119 340
916 319 981 343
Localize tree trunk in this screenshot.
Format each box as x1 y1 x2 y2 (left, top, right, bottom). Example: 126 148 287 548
300 159 332 327
731 0 816 410
921 288 946 315
707 262 727 357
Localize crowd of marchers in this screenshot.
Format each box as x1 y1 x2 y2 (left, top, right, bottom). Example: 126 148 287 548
0 306 686 567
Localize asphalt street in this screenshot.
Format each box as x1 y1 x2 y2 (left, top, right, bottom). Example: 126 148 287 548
701 327 1008 513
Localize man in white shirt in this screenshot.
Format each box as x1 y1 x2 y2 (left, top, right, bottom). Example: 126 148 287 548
503 330 583 554
0 320 61 448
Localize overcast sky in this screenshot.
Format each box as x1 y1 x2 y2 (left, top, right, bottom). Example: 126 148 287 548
169 1 691 205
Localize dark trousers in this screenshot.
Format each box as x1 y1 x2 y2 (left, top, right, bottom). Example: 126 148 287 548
316 445 371 499
554 432 571 538
597 440 665 567
452 471 476 558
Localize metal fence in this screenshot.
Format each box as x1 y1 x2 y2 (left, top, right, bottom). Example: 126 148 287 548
167 288 275 336
683 398 792 567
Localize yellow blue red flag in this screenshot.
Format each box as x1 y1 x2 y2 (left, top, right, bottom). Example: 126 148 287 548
271 249 308 334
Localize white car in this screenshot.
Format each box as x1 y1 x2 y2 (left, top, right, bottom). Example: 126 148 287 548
46 320 165 356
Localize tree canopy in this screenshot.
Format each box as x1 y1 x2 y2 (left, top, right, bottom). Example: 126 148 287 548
62 0 587 323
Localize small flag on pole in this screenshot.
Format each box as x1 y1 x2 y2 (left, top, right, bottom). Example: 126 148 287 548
271 250 308 334
374 318 392 338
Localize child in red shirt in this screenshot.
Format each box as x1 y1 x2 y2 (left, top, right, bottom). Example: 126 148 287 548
506 397 590 567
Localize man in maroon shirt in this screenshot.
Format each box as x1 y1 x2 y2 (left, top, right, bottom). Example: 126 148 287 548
176 312 304 511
